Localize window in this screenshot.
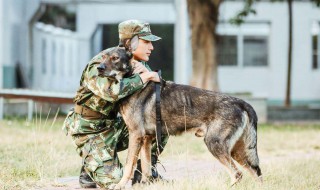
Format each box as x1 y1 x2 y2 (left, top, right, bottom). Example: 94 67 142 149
217 35 237 66
312 21 320 70
243 36 268 66
216 22 270 67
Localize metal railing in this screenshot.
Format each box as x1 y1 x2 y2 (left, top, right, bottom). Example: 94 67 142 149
0 89 74 120
32 22 88 92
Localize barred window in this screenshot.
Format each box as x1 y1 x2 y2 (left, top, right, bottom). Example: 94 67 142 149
217 35 237 66
216 22 269 67
243 36 268 66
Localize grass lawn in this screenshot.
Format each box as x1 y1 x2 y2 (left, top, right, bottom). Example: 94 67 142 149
0 117 319 190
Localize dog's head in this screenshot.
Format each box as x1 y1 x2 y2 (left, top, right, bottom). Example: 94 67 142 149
97 46 133 81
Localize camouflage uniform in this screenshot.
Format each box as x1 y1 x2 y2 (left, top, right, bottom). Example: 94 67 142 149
62 20 168 188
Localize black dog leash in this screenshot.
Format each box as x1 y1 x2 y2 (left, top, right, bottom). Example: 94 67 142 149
154 70 163 155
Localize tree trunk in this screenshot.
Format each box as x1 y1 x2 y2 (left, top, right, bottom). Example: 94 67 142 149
187 0 221 91
285 0 293 107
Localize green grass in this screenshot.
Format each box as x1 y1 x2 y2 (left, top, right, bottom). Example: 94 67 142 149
0 117 320 190
0 117 81 190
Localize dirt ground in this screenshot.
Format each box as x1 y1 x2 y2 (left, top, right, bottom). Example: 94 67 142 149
38 123 320 190
42 159 224 190
41 151 320 190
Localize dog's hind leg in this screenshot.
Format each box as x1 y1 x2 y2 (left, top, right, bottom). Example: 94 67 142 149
204 123 243 186
205 138 242 186
232 129 263 183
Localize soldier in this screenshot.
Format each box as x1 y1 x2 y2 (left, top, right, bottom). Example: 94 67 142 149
63 20 168 189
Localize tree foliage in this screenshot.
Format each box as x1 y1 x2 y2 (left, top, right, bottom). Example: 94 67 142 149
231 0 320 25
230 0 255 25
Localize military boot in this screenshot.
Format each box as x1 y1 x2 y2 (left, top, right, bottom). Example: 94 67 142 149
150 155 162 180
132 155 162 185
79 166 97 188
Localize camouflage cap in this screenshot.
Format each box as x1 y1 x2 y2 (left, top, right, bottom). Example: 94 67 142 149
118 20 161 42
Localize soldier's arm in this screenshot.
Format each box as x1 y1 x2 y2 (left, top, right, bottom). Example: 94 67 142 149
118 61 161 98
84 62 152 102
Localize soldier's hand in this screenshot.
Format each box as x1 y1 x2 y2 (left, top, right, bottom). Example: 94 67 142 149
131 60 149 74
150 72 160 82
139 71 160 83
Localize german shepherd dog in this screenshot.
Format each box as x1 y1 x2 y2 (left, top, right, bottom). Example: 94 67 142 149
99 47 263 189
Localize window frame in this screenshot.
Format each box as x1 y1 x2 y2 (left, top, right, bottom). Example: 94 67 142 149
216 34 238 66
243 35 269 67
311 21 320 70
216 22 270 68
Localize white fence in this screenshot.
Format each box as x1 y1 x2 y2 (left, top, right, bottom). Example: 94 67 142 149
32 22 90 92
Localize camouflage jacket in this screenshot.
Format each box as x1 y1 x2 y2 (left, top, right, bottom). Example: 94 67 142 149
63 49 151 136
76 49 151 114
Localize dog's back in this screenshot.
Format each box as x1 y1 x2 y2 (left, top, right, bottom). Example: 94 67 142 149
98 47 262 187
119 81 262 185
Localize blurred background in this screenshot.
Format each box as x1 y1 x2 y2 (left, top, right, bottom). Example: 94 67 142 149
0 1 320 190
0 0 319 122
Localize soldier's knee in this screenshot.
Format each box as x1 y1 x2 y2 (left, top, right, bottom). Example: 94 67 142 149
90 165 122 188
83 145 123 188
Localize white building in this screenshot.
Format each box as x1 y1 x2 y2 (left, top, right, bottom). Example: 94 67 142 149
217 1 320 106
0 0 320 106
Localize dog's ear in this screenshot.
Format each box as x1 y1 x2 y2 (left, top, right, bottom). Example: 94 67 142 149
119 40 133 59
126 51 133 59
118 39 132 52
124 39 132 52
118 41 125 48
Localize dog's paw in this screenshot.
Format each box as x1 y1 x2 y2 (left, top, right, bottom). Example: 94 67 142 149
230 171 243 187
107 183 123 190
140 175 154 184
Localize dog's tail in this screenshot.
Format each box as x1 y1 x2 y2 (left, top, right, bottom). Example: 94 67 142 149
247 103 258 128
241 102 262 180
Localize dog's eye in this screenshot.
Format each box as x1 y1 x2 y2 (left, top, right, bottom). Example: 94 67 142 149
111 56 119 61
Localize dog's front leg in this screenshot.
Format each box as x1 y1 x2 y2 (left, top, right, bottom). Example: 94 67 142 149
109 130 144 190
140 135 153 183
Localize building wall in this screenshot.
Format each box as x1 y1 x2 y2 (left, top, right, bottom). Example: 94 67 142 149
71 0 320 103
76 2 176 72
76 0 191 85
174 0 192 85
215 1 320 103
1 0 319 104
292 2 320 101
0 0 40 88
32 23 86 92
0 0 3 88
2 0 26 74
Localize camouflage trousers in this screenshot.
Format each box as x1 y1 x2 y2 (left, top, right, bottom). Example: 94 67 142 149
69 115 168 188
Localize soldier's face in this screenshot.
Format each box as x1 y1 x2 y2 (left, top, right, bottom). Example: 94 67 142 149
132 39 154 61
